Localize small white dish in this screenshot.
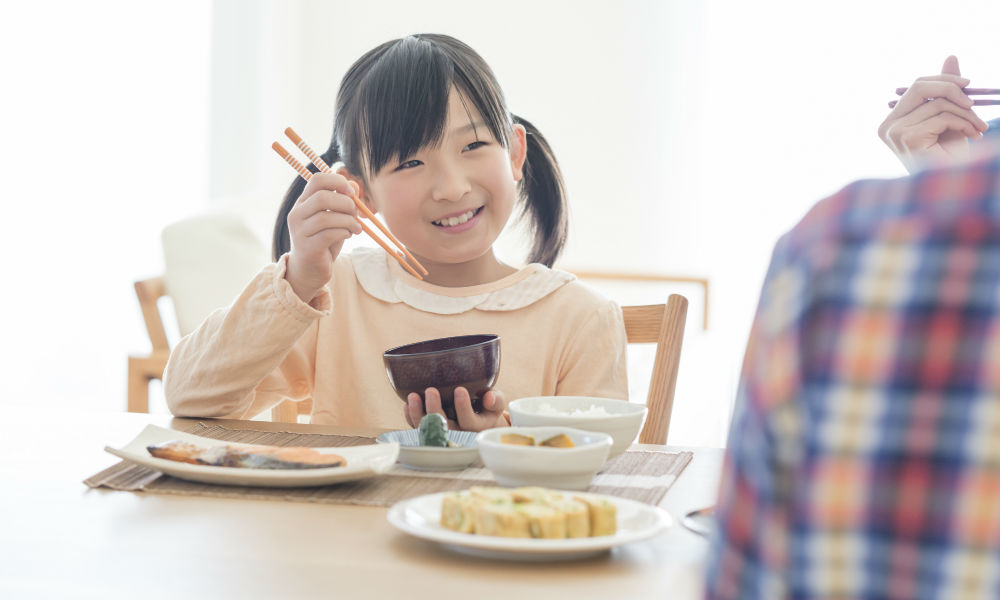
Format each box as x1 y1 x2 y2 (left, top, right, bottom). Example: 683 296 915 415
376 429 479 471
508 396 647 457
387 491 672 561
105 424 399 488
476 426 612 490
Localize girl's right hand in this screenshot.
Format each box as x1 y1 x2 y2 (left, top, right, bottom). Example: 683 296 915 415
878 55 988 173
284 172 363 303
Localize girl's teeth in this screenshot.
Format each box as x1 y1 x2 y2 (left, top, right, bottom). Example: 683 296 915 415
436 208 477 227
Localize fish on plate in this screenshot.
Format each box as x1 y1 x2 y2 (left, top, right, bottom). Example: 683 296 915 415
146 440 345 470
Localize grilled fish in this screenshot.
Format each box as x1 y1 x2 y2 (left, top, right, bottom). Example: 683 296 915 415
147 440 345 470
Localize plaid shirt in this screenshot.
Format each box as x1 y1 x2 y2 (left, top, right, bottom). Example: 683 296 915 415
706 151 1000 599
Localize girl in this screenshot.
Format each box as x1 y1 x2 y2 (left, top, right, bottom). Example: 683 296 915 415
164 34 628 431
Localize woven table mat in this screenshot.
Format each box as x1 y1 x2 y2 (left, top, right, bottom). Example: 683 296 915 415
85 422 693 507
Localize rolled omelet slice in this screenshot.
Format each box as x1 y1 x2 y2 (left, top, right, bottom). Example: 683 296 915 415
469 486 515 504
544 498 591 537
511 486 563 503
573 493 618 536
474 502 531 538
440 492 480 533
516 503 567 539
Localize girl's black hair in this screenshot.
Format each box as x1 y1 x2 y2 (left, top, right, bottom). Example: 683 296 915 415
271 33 568 267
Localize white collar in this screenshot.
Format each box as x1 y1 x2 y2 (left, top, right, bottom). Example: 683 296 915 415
349 247 575 315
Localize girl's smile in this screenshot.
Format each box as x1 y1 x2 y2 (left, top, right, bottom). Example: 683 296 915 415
431 205 484 232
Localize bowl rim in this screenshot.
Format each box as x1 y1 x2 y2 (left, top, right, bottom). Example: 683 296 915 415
477 426 612 454
375 429 479 452
508 396 647 420
383 334 499 358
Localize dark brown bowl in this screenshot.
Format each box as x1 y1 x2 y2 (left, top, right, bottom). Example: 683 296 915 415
383 334 501 422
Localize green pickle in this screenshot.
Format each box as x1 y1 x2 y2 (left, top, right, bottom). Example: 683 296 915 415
418 413 449 447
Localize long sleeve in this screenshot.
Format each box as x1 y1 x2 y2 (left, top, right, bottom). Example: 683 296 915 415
163 256 330 420
553 299 629 400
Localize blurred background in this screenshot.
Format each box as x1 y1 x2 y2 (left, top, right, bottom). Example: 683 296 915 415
3 0 999 447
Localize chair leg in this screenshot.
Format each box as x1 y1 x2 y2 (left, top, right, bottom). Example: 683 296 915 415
127 356 150 413
271 400 299 423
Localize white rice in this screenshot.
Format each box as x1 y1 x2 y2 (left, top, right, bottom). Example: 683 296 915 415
533 402 612 417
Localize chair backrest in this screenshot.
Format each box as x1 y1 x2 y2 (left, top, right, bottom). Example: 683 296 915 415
624 294 688 445
130 212 268 414
162 213 268 337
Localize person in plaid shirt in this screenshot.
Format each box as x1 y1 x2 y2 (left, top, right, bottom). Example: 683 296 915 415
707 57 1000 598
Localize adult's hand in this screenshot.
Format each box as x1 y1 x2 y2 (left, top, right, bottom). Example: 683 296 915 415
878 56 988 173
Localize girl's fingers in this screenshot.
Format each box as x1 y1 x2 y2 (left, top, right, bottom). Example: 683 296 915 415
288 190 362 246
294 189 359 221
452 387 477 427
296 209 363 240
483 390 507 414
405 393 425 428
296 171 356 205
453 388 505 432
423 388 447 420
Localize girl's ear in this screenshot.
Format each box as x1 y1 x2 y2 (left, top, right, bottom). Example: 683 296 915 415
509 124 528 182
336 167 377 213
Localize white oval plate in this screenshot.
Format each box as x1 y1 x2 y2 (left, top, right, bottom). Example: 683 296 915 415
387 491 672 561
105 424 399 488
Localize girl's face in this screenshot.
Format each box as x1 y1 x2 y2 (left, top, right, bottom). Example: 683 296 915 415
362 89 527 275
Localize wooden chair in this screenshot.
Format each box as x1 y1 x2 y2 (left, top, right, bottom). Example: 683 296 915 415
271 396 312 423
128 277 171 413
627 294 688 444
271 294 690 442
127 273 306 422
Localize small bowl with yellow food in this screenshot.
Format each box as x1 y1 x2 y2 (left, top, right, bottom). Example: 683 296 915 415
476 426 612 490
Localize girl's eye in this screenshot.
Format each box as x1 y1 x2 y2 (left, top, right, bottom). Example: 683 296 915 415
463 141 487 152
394 159 422 171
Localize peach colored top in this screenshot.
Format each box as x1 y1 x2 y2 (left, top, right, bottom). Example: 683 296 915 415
163 248 628 430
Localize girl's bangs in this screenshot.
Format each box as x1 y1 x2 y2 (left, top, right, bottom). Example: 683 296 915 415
349 36 511 177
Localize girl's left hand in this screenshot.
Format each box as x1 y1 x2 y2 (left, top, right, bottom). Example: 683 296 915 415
405 388 508 432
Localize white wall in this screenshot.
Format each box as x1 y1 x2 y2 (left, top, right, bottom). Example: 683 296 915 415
4 0 999 447
0 1 210 412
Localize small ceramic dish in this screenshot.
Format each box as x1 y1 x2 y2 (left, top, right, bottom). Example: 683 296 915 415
376 429 480 471
476 426 612 490
508 396 647 458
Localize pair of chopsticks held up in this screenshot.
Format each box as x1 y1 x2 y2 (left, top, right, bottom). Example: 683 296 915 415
888 87 1000 109
272 128 429 280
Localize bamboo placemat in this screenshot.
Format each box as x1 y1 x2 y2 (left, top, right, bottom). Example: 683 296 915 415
85 422 693 507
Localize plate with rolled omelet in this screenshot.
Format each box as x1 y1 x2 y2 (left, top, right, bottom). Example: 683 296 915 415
387 486 672 560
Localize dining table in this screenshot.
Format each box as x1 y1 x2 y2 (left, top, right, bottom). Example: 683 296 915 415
0 405 723 599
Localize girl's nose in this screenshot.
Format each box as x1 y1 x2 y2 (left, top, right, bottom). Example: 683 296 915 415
430 160 472 203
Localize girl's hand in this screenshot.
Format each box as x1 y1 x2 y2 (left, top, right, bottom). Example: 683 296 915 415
878 56 988 174
405 387 508 432
284 172 363 302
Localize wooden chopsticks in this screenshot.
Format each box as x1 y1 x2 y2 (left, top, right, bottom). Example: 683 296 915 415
888 87 1000 109
272 128 428 279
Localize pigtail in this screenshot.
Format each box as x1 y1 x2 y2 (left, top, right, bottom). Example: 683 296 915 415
271 146 342 261
512 114 568 267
